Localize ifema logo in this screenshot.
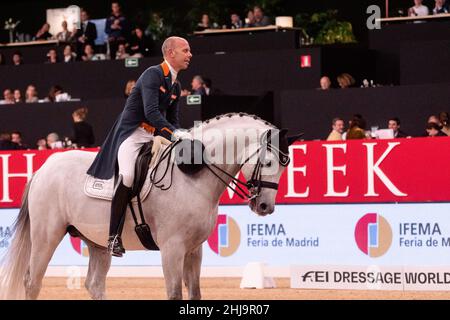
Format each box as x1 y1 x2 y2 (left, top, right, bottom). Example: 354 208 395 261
208 214 241 257
70 236 89 257
355 213 392 257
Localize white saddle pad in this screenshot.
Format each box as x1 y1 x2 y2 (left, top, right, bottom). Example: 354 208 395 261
84 172 153 203
84 143 167 202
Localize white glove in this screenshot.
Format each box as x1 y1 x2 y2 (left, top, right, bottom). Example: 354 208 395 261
172 129 192 141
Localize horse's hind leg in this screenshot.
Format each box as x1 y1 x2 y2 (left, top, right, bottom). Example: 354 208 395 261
25 224 66 300
85 244 111 300
161 241 186 300
183 245 202 300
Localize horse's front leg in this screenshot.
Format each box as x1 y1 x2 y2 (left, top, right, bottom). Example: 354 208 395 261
161 240 186 300
183 245 202 300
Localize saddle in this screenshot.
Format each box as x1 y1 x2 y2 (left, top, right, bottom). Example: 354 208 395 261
131 141 153 198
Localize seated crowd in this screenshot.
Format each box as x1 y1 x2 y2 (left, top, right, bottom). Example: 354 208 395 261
0 84 72 104
326 112 450 141
0 107 95 151
0 2 154 65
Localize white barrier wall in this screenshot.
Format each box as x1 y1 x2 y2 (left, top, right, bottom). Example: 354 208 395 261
2 203 450 267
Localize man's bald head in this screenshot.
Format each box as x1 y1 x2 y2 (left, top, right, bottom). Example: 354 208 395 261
161 36 189 57
161 36 192 72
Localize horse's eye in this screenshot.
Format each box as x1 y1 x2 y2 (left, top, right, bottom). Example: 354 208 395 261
265 160 272 168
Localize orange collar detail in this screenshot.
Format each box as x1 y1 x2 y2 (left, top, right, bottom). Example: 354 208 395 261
160 61 170 77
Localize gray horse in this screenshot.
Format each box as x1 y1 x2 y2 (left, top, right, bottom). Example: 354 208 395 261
0 113 295 300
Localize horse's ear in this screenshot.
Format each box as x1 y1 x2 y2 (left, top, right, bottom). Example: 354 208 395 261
287 132 304 146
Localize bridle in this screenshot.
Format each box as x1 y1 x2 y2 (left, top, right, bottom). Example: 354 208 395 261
150 130 290 200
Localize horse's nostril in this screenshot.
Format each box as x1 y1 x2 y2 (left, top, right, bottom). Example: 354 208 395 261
260 203 268 211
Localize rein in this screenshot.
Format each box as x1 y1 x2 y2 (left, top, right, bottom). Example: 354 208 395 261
149 132 290 200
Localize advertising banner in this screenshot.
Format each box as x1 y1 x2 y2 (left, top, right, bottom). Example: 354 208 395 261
2 203 450 270
1 138 450 208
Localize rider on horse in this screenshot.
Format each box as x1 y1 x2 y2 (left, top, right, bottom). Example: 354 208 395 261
87 36 192 257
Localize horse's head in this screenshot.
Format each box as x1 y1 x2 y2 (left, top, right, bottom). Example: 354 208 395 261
242 128 302 216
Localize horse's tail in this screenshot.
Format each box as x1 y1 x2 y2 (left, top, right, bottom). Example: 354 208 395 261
0 176 33 299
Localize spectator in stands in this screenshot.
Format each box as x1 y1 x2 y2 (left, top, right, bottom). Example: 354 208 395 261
245 10 256 27
2 89 15 104
35 22 53 41
327 117 345 141
45 85 70 102
124 79 136 97
115 43 130 60
337 73 356 89
0 132 20 150
129 26 154 57
71 107 95 148
428 114 442 127
433 0 449 14
408 0 429 16
181 75 206 96
191 75 206 95
12 51 23 66
11 131 28 149
344 114 368 140
74 9 98 59
56 21 72 42
319 76 332 90
439 111 450 136
388 117 409 138
105 2 130 60
13 89 22 103
426 122 447 137
63 45 76 63
196 14 212 31
46 48 59 63
82 44 96 61
251 6 271 27
46 132 63 149
36 138 48 150
229 13 243 29
25 84 39 103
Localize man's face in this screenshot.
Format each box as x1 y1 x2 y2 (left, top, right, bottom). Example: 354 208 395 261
388 120 400 132
231 14 239 23
320 77 331 90
11 133 21 144
112 3 120 14
4 89 12 100
191 78 202 90
26 86 36 97
436 0 444 7
81 11 88 22
415 0 422 6
168 39 192 71
254 8 263 19
333 120 344 133
13 54 21 64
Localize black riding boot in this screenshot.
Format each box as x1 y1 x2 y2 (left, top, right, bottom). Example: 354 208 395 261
107 176 131 257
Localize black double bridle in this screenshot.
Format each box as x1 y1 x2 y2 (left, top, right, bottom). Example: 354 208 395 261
150 130 290 200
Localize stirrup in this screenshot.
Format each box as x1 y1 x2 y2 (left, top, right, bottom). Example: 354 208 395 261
107 235 125 257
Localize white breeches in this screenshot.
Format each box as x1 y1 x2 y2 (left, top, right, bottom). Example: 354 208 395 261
117 127 154 187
